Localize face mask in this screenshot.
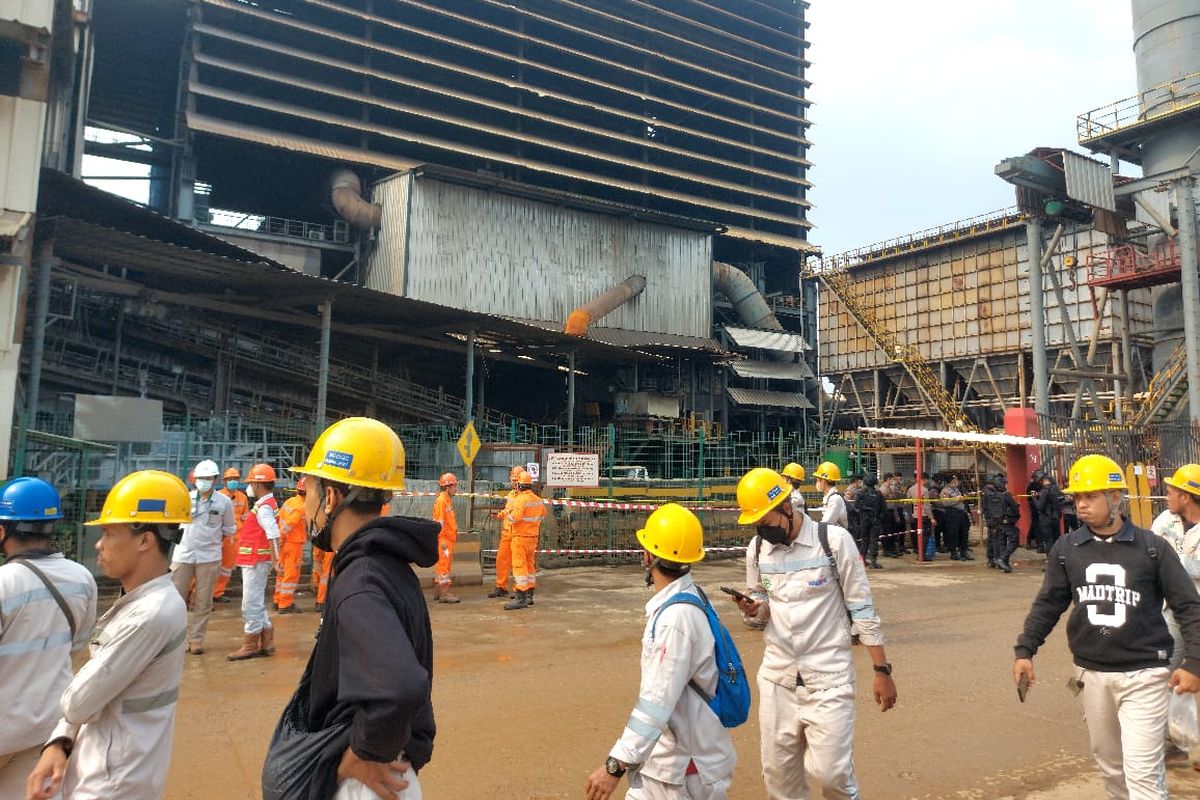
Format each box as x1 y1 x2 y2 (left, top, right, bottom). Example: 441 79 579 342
195 478 214 492
756 506 793 546
225 480 239 491
245 484 256 499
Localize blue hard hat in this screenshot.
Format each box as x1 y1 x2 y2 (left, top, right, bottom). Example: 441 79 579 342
0 477 64 522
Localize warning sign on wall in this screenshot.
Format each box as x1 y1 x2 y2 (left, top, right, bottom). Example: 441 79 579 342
545 453 600 487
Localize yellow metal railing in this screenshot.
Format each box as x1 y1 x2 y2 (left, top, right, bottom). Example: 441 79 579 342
1077 70 1200 143
820 270 1005 465
1130 342 1188 425
806 208 1021 276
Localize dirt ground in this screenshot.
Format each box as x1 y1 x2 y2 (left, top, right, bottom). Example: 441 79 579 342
161 554 1200 800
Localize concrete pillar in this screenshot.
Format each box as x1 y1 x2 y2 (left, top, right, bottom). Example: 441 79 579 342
1025 219 1050 416
1176 178 1200 423
315 300 332 435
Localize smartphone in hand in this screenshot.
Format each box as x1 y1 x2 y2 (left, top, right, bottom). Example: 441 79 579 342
1017 673 1030 703
721 586 750 603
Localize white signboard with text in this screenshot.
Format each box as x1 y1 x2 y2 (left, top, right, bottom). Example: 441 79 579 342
545 452 600 488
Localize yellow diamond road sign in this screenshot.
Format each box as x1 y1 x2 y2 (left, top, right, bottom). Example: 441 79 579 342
457 421 481 466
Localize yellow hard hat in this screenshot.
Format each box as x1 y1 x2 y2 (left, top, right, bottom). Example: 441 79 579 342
736 468 791 525
813 461 842 482
86 470 191 526
292 417 406 491
636 503 705 564
1062 454 1128 494
1164 464 1200 497
781 463 806 481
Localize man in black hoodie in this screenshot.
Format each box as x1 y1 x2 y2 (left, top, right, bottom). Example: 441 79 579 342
1014 454 1200 800
265 417 439 800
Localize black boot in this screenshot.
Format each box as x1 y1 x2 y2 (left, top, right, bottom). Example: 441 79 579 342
526 588 535 606
999 558 1013 573
867 560 882 569
487 586 510 599
504 590 530 610
961 550 975 561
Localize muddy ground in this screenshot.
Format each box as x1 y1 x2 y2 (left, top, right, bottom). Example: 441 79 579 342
162 554 1200 799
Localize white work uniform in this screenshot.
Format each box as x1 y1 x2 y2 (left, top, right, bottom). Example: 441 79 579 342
171 489 236 646
241 495 280 635
610 573 736 799
1152 508 1200 751
0 553 97 799
46 572 186 800
790 489 807 516
746 516 885 800
817 488 848 530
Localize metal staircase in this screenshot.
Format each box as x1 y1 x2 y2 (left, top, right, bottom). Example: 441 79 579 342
813 267 1005 465
1131 342 1188 425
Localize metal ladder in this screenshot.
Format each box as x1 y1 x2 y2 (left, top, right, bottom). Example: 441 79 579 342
1131 342 1188 425
817 268 1005 465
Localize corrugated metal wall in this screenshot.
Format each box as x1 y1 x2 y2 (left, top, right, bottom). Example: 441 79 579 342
819 224 1154 374
388 178 712 338
365 172 412 295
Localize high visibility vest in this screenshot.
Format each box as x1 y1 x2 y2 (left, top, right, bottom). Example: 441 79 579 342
235 495 278 565
220 488 250 524
508 490 546 538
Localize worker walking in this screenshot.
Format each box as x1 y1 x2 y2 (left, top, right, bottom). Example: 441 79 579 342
313 545 332 613
940 475 973 561
584 503 737 800
505 470 546 611
262 417 438 800
171 459 236 655
228 463 280 661
992 475 1021 573
732 468 897 800
213 467 250 604
274 477 308 614
26 471 189 800
1014 454 1200 800
0 478 97 800
813 461 848 529
781 462 807 515
432 472 461 604
489 466 523 599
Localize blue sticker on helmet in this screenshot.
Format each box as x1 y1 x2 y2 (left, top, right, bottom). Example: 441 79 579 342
324 450 353 470
766 485 783 501
1108 472 1122 482
137 499 167 513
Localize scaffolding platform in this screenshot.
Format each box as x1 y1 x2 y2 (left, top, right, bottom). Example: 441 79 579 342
1086 239 1181 291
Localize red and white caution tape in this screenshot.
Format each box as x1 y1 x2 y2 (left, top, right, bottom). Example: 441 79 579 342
394 490 740 512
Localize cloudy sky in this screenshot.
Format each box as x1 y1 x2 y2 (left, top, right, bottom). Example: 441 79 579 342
804 0 1139 256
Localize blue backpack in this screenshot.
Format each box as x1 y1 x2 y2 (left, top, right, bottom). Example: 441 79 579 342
651 585 752 728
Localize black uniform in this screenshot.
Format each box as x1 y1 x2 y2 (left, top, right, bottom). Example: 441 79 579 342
1033 481 1063 552
856 484 886 567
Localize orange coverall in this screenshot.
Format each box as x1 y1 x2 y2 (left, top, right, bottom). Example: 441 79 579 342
273 494 307 609
493 489 519 590
312 548 332 606
507 489 546 592
213 487 249 599
432 490 458 586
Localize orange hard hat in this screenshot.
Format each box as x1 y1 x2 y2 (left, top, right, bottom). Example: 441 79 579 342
439 472 458 487
223 467 240 480
295 476 307 495
517 470 533 484
246 463 276 483
509 466 523 480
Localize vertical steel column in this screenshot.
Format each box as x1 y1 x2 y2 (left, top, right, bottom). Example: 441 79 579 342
915 438 925 563
111 304 124 394
14 241 54 476
315 300 332 435
1175 178 1200 422
1026 219 1050 416
1119 289 1134 404
465 329 475 422
566 349 576 450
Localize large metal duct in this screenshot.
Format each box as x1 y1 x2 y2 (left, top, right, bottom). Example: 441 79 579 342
330 169 382 231
712 261 795 362
564 275 646 336
1133 0 1200 175
713 261 784 332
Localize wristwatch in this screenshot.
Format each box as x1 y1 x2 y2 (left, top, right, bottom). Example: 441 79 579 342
873 662 893 675
605 756 627 778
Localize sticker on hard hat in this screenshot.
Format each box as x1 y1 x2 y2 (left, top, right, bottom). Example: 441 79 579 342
1189 480 1200 489
767 485 783 501
44 507 57 515
323 450 353 470
137 499 167 513
1108 473 1122 482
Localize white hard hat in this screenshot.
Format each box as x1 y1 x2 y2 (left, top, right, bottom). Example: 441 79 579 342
193 459 220 479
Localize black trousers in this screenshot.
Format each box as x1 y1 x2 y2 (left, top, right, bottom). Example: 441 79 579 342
943 508 970 554
857 517 881 561
997 523 1019 561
